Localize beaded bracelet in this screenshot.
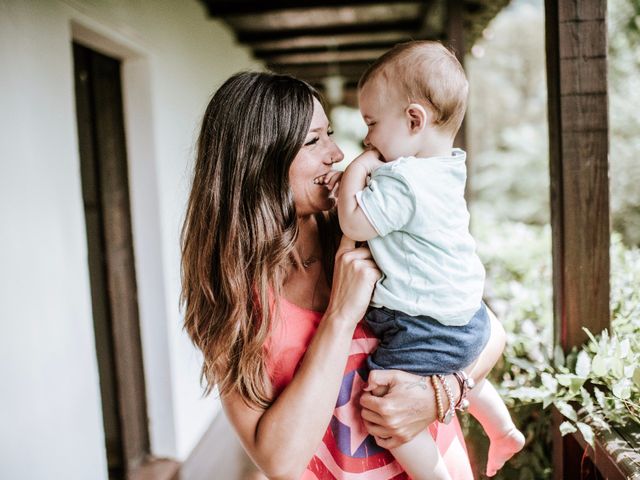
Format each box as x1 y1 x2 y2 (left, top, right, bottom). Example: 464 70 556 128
430 375 445 423
435 374 455 424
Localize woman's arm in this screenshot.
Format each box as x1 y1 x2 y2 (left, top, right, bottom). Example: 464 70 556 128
360 308 506 449
222 317 354 479
223 236 380 480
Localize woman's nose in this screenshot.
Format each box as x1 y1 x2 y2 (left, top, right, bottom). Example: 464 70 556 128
327 141 344 164
332 148 344 164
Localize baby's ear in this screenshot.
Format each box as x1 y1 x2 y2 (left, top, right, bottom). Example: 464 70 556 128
405 103 428 133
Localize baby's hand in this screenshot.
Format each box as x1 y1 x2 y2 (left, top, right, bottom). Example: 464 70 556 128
353 149 385 174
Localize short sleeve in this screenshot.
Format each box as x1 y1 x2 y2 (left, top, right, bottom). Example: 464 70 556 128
355 170 415 236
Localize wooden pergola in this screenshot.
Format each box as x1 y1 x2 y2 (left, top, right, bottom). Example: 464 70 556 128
199 0 636 478
201 0 508 109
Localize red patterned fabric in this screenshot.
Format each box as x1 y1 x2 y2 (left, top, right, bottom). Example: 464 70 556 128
266 298 474 480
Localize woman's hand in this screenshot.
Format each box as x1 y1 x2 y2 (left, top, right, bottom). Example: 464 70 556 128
359 369 455 449
325 235 381 329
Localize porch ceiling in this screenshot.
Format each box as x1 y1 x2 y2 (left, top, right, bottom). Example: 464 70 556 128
201 0 508 106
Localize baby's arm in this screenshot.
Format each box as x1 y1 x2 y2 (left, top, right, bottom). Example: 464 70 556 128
337 150 385 241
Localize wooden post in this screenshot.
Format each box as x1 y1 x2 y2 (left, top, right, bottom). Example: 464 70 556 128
545 0 610 355
545 1 610 478
446 0 471 201
447 0 467 153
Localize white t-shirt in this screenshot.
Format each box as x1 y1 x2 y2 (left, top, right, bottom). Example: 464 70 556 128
355 149 485 326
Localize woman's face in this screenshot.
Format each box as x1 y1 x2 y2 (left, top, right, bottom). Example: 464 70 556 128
289 98 344 216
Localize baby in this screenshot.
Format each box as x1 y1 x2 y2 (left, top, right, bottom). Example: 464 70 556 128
337 41 525 479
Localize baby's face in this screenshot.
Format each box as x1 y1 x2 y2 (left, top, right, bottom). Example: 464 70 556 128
358 77 414 162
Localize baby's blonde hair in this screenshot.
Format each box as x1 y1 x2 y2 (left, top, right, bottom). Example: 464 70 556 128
359 41 469 135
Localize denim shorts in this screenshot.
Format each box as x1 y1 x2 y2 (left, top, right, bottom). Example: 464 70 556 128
365 303 491 376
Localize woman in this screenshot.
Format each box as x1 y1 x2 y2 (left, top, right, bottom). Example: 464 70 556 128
181 71 506 479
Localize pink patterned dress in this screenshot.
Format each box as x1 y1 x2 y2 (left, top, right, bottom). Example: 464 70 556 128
266 297 474 480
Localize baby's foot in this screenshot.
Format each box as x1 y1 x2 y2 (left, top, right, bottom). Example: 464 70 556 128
486 428 525 477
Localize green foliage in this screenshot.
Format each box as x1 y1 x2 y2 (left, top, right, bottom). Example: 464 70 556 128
467 217 640 479
511 235 640 445
467 0 640 246
467 0 550 226
467 216 554 479
464 2 640 472
609 0 640 246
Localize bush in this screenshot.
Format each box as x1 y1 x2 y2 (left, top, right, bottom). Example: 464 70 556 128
467 219 640 479
466 216 553 479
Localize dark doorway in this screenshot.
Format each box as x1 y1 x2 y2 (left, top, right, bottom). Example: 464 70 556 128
73 42 149 480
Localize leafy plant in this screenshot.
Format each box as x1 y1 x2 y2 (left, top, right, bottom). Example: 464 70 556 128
507 235 640 448
467 219 640 479
468 0 640 247
466 216 554 479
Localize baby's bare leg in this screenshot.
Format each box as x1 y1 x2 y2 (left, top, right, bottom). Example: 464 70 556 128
369 383 451 479
467 379 525 477
390 429 451 480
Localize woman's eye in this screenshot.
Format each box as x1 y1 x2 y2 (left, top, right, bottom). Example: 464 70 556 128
304 137 320 146
328 128 334 136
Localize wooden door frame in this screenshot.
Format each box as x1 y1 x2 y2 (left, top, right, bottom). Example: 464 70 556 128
71 20 179 462
74 41 171 479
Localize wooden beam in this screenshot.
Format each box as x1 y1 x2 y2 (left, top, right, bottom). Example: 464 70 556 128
263 48 389 65
268 60 373 80
237 20 420 43
224 3 422 32
545 0 610 476
251 30 413 53
255 43 401 59
203 0 424 16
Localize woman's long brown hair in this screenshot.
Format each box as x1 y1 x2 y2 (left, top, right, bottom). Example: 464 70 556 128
181 72 321 408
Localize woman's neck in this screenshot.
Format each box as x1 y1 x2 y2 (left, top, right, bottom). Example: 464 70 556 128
291 215 321 269
283 214 331 312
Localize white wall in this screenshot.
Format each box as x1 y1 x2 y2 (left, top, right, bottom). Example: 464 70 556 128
0 0 260 477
